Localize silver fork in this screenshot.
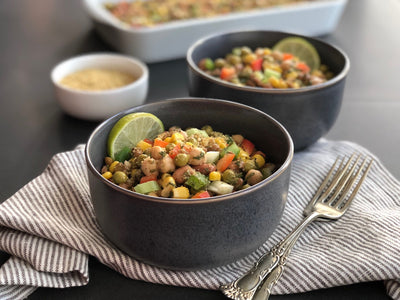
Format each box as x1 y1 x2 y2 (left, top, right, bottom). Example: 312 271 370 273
220 153 373 300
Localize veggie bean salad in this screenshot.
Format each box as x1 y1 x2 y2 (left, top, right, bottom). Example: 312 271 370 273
198 46 334 89
101 125 276 199
105 0 309 28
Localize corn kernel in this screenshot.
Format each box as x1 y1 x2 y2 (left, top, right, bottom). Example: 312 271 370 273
209 171 222 181
109 161 119 173
269 64 282 74
184 142 194 148
171 132 184 143
164 137 173 143
172 186 190 199
291 81 301 89
269 77 287 89
263 48 271 55
286 71 298 80
102 171 113 179
160 174 176 188
136 140 152 151
237 149 250 161
215 137 227 149
253 154 266 168
243 53 257 64
311 70 323 77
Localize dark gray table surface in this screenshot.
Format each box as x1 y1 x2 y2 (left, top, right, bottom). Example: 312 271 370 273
0 0 399 299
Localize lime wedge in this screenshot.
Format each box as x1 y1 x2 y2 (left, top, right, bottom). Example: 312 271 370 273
273 37 320 70
107 112 164 159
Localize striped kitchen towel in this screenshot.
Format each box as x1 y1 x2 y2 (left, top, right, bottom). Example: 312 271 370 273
0 139 400 299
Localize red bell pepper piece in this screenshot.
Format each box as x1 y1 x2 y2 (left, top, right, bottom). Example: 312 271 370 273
191 191 211 199
168 143 181 159
143 138 153 145
153 138 169 148
282 53 294 61
251 58 263 71
296 62 311 73
140 174 158 184
216 152 235 173
220 67 236 80
241 138 255 155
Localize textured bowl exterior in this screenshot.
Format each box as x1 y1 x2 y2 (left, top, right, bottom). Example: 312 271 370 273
85 98 293 270
187 31 350 151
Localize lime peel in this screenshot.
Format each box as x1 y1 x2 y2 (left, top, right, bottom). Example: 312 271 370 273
273 37 321 71
107 112 164 159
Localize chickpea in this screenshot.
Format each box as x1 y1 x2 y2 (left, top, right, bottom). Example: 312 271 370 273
141 157 159 176
150 146 165 160
158 155 176 173
232 134 244 145
104 156 113 166
188 147 206 166
245 169 263 186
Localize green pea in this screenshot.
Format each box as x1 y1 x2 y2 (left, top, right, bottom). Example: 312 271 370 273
222 169 237 185
232 47 242 56
113 171 128 184
165 143 176 153
204 58 215 70
215 58 227 68
136 154 148 166
201 125 213 135
174 153 189 167
244 159 257 172
227 54 241 65
240 46 252 56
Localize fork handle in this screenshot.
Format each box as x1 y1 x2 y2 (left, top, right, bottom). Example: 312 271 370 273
221 212 320 300
250 211 321 300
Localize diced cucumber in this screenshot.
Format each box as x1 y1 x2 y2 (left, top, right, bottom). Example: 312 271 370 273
186 172 210 191
208 181 234 195
205 151 220 163
186 128 209 137
264 68 281 80
220 141 240 158
114 146 132 162
134 181 160 194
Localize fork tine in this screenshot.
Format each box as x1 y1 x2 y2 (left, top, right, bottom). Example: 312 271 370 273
337 157 373 212
318 153 358 205
304 156 343 214
324 154 361 206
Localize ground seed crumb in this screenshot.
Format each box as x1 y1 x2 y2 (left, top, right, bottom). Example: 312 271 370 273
60 68 137 91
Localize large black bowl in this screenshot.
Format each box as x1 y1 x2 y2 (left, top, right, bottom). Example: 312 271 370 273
187 30 350 151
85 98 293 270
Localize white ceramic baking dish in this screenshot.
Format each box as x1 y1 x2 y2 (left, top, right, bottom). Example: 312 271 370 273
83 0 347 63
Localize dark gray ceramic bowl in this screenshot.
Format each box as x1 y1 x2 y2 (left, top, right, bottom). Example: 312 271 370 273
187 30 350 151
85 98 293 270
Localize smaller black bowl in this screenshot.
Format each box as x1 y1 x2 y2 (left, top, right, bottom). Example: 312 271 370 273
85 98 293 270
187 30 350 151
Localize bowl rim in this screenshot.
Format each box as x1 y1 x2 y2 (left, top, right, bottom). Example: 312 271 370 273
51 52 149 95
85 97 294 205
186 30 350 94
